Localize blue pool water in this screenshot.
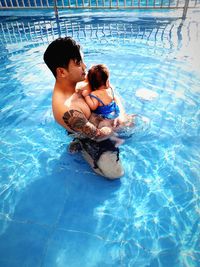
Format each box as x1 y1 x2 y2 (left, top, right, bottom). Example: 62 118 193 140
0 9 200 267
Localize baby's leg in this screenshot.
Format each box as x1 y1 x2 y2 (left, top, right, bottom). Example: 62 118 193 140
110 135 124 147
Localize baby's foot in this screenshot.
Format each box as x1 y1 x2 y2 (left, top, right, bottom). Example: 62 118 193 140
114 138 125 147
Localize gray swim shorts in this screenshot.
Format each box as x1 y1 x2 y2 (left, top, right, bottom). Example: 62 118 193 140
70 137 124 179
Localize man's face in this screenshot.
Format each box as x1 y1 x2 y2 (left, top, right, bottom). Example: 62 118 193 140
67 53 87 83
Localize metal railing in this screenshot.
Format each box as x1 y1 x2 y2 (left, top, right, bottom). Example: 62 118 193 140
0 0 199 9
0 14 193 47
0 0 199 18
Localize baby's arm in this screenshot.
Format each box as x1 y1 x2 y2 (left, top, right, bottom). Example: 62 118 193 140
76 80 99 110
82 92 99 111
75 80 91 93
76 80 98 110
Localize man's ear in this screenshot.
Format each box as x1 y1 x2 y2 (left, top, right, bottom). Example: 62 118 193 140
56 67 67 78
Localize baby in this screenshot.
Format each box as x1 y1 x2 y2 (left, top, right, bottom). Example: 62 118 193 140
76 64 129 146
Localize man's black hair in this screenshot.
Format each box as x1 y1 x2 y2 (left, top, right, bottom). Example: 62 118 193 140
43 37 82 77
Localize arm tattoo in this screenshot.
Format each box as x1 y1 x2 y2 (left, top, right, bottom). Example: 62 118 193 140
63 109 99 139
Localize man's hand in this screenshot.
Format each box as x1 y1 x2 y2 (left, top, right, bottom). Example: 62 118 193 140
96 126 113 142
99 126 112 136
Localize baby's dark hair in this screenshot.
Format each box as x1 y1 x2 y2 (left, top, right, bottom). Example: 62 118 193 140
87 64 109 91
43 37 82 77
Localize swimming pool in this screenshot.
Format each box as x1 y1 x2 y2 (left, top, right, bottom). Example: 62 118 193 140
0 9 200 267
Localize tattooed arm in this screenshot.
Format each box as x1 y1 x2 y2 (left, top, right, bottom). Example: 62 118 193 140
63 109 111 140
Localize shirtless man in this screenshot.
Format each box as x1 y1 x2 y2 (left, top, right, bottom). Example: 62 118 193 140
43 37 124 179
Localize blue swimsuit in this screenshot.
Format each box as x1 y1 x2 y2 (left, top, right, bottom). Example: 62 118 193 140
89 88 120 120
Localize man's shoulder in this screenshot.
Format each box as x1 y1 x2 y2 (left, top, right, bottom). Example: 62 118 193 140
67 93 86 108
